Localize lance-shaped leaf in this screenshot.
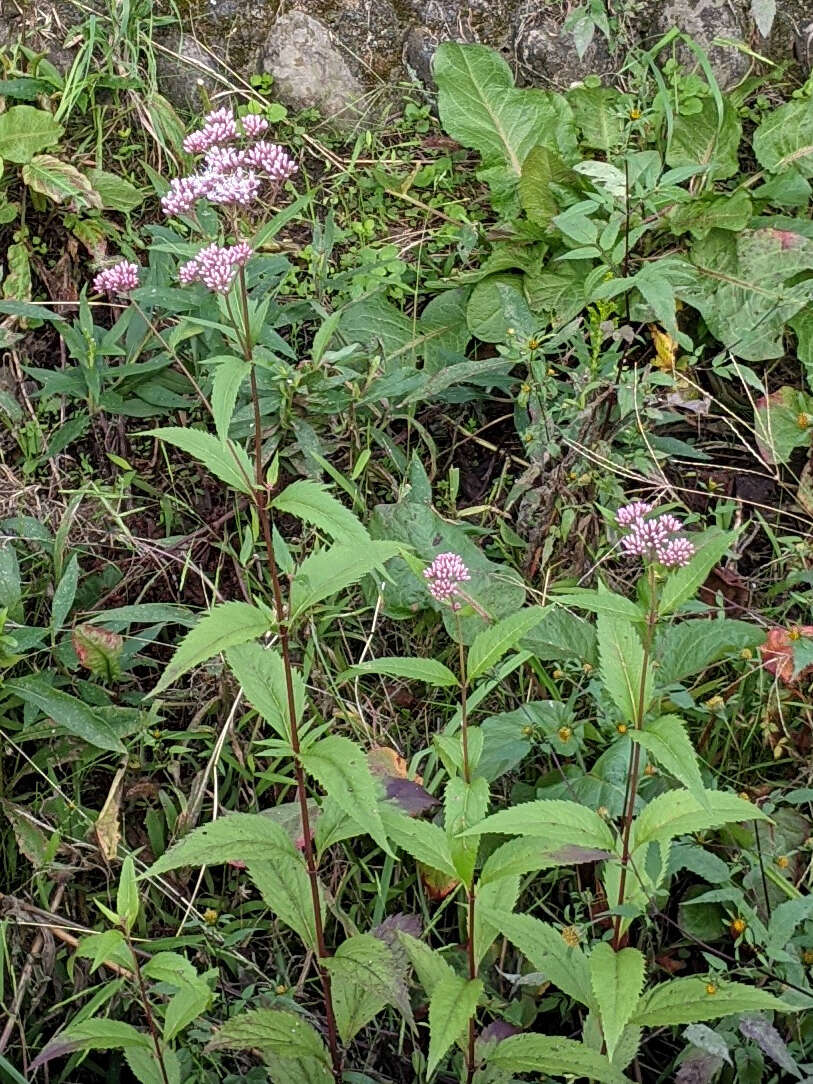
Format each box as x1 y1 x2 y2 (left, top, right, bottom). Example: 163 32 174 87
30 1020 151 1073
272 479 369 545
597 610 650 725
289 540 402 618
632 976 794 1028
589 942 645 1060
143 426 255 495
427 975 482 1077
486 1033 631 1084
630 715 706 806
466 606 546 682
631 789 769 850
227 641 304 739
459 798 616 853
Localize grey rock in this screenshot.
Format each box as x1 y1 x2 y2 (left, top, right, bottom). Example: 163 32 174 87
259 11 367 131
512 0 618 89
154 30 225 111
645 0 751 88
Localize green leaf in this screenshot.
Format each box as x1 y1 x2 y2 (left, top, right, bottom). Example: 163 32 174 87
465 274 535 343
5 677 125 753
597 610 650 725
0 105 63 163
246 856 321 952
589 942 645 1060
125 1043 181 1084
51 552 79 632
466 606 546 682
272 479 369 546
478 906 594 1009
632 789 769 850
342 656 459 687
143 426 254 495
462 798 616 853
766 896 813 957
657 530 736 615
554 587 645 622
398 932 456 998
206 1008 330 1065
666 97 741 181
2 243 30 303
434 43 576 175
84 168 145 213
754 385 813 466
380 806 457 878
487 1033 631 1084
479 835 609 885
226 641 304 740
519 145 580 227
300 734 393 856
30 1019 151 1072
445 776 489 887
324 934 396 1043
72 625 124 681
290 540 402 618
630 715 706 804
22 154 101 208
568 85 630 153
150 601 271 696
632 976 794 1028
142 954 212 1042
116 856 139 932
754 97 813 177
655 618 765 686
427 974 482 1077
210 357 246 442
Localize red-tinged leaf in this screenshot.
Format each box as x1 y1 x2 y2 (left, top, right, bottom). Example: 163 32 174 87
418 861 459 900
760 625 813 685
72 623 123 680
479 1020 522 1044
385 777 439 817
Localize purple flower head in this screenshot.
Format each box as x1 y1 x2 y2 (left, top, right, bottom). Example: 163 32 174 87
658 537 696 568
616 502 696 569
183 107 237 155
93 260 140 297
424 552 471 610
204 167 261 207
177 242 253 293
241 114 269 138
244 140 298 182
161 175 207 216
204 145 248 173
616 501 653 527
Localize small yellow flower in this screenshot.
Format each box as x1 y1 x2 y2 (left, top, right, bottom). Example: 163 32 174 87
522 725 534 737
597 806 609 819
582 662 593 674
520 382 531 394
528 338 540 350
777 855 790 869
789 627 802 641
803 949 813 966
730 916 747 936
738 791 751 802
704 695 725 711
547 366 556 376
275 984 288 995
616 723 628 735
644 763 657 777
706 982 717 996
523 432 533 444
558 726 573 742
506 327 516 336
561 925 580 947
797 413 810 430
203 908 219 925
740 648 753 660
152 728 162 739
553 669 565 680
629 108 642 120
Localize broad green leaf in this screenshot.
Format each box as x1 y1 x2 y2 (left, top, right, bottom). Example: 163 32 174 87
478 836 610 885
766 896 813 957
568 84 630 153
0 105 63 163
597 610 650 725
398 932 456 998
246 856 321 952
487 1033 630 1084
85 168 145 213
380 807 457 878
206 1008 330 1065
478 906 594 1010
631 715 706 804
466 606 546 682
3 243 30 303
632 976 794 1027
5 678 125 753
666 97 741 181
445 776 489 887
300 734 392 856
147 811 300 874
462 798 615 853
150 601 271 696
434 43 576 175
51 552 79 631
144 426 254 495
342 656 459 687
289 540 402 618
116 856 139 931
427 974 482 1077
754 97 813 177
125 1043 181 1084
226 641 304 740
519 145 580 227
210 356 246 442
143 956 211 1042
22 154 101 208
589 942 645 1060
632 789 769 851
655 618 765 686
272 479 369 545
658 530 736 615
30 1019 151 1072
554 587 644 622
465 274 535 343
473 870 520 966
754 385 813 466
324 934 396 1043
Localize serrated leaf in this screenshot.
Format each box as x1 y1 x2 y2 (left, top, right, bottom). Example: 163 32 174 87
272 479 369 546
487 1033 631 1084
658 530 736 616
380 806 457 878
462 798 615 853
246 855 321 951
589 942 645 1060
398 931 456 998
324 934 396 1044
655 619 765 687
290 540 402 618
5 678 125 753
427 974 482 1077
631 789 768 850
0 105 63 163
210 357 246 442
632 977 794 1028
631 715 706 805
466 606 546 682
343 656 459 687
206 1008 330 1065
445 775 489 887
554 587 645 622
597 610 650 725
143 426 254 495
226 641 304 740
300 734 392 856
22 154 101 208
150 601 271 696
30 1019 151 1072
478 836 610 885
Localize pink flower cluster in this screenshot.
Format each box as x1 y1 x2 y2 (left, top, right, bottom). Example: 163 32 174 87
178 242 252 294
424 552 471 610
161 107 297 218
616 502 696 568
92 260 140 297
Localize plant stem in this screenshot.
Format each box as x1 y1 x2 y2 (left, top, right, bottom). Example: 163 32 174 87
239 273 342 1081
456 613 477 1084
125 930 171 1084
612 564 658 951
